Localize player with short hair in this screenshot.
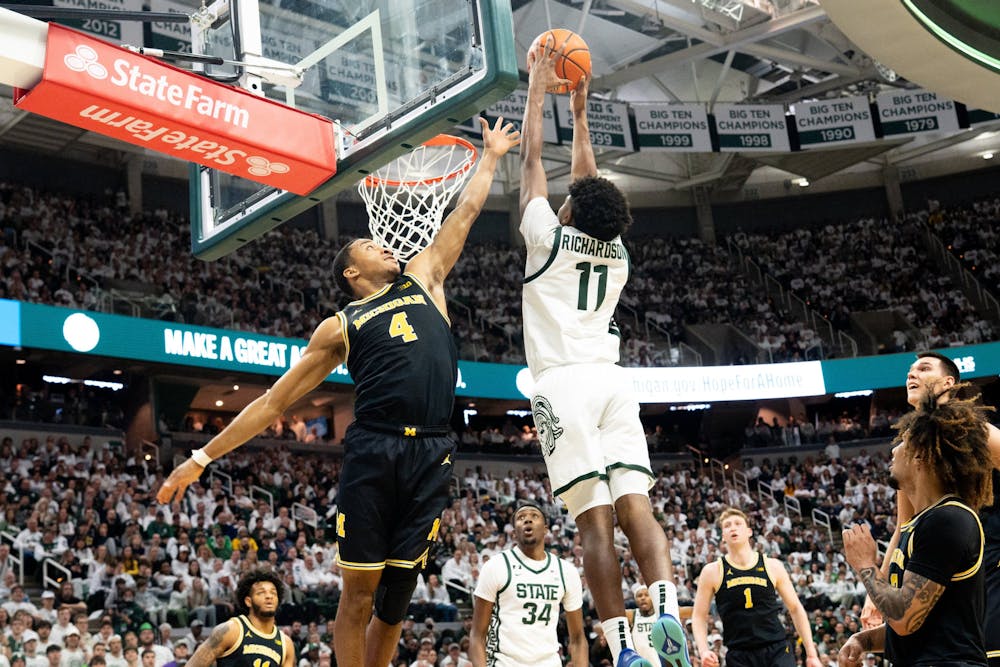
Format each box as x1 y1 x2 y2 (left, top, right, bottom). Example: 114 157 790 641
519 37 689 667
691 508 822 667
841 381 994 666
157 118 520 667
626 584 660 666
184 569 293 667
469 501 587 667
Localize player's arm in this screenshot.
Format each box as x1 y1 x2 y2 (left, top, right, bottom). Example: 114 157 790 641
838 625 886 666
156 315 347 504
569 76 596 180
280 632 295 667
406 116 520 290
468 595 494 667
767 558 820 665
519 37 570 215
691 561 720 666
185 619 240 667
565 607 589 667
843 524 945 636
862 479 914 629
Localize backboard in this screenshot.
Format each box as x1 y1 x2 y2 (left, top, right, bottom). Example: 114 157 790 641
183 0 517 260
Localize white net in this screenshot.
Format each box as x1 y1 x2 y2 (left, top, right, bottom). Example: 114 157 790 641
358 136 478 261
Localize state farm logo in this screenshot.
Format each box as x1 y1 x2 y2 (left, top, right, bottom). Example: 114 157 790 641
247 156 290 177
64 45 107 80
62 44 250 129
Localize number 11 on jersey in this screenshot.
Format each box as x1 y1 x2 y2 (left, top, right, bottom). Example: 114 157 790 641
575 262 609 311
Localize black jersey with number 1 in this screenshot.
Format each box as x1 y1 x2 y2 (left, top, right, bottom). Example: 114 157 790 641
336 273 457 428
885 496 986 667
714 552 786 650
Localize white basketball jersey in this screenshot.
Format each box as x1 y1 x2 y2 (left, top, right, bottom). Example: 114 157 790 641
473 546 583 667
520 197 629 376
631 609 659 665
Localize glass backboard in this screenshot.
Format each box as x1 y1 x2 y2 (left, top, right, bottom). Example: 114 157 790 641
185 0 517 259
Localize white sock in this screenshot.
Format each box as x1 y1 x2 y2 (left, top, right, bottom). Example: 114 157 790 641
649 580 680 619
602 616 634 661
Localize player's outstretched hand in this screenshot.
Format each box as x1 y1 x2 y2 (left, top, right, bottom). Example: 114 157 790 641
700 650 720 667
842 523 878 572
805 655 824 667
570 75 589 116
528 35 572 93
479 115 520 157
860 595 883 630
837 635 866 667
156 458 207 505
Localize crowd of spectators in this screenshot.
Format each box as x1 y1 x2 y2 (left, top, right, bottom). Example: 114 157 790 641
742 408 901 449
0 425 905 666
732 213 996 351
929 196 1000 310
4 180 1000 367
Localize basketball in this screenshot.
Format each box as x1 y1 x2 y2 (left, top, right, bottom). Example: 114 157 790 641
527 29 591 94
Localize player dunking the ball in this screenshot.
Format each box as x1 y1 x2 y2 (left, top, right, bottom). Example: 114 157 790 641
519 37 690 667
186 570 294 667
157 117 520 667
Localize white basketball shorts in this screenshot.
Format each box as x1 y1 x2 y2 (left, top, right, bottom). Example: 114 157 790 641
530 363 653 517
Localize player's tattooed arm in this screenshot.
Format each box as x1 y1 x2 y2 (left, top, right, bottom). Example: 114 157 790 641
857 567 945 635
186 620 238 667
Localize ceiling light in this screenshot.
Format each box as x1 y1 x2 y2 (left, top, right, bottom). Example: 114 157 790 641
113 369 123 375
982 152 994 160
796 178 810 187
15 359 25 365
233 384 239 391
215 400 224 407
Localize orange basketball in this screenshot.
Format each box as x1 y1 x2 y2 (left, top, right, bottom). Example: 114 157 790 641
527 29 591 94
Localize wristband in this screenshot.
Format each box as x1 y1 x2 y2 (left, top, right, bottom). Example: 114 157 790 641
190 448 214 467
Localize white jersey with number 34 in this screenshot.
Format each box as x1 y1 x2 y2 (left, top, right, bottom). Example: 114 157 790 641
473 546 583 667
521 197 630 376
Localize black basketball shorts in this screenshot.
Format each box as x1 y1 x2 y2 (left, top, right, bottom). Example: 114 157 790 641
724 640 796 667
334 423 455 571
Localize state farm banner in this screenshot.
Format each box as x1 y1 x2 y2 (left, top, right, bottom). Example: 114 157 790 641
14 24 336 195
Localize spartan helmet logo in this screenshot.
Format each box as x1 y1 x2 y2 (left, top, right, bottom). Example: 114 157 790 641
531 395 563 457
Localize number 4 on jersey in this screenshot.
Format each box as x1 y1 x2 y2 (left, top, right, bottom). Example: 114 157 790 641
389 312 418 342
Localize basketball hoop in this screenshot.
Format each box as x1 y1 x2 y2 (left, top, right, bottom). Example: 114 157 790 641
358 135 478 261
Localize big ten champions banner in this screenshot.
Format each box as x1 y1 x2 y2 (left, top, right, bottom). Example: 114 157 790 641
150 0 217 54
794 96 875 149
713 103 790 152
556 96 634 150
482 90 559 143
49 0 143 48
876 88 959 136
633 103 712 152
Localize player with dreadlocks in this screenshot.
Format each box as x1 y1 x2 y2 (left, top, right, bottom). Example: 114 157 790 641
839 380 994 667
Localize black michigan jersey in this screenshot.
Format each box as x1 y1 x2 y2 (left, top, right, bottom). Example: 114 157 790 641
715 552 787 650
337 273 458 427
886 496 986 667
216 616 286 667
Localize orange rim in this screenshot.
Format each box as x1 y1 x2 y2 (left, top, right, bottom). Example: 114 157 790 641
363 134 479 188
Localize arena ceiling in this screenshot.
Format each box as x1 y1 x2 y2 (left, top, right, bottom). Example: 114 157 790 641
1 0 999 198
